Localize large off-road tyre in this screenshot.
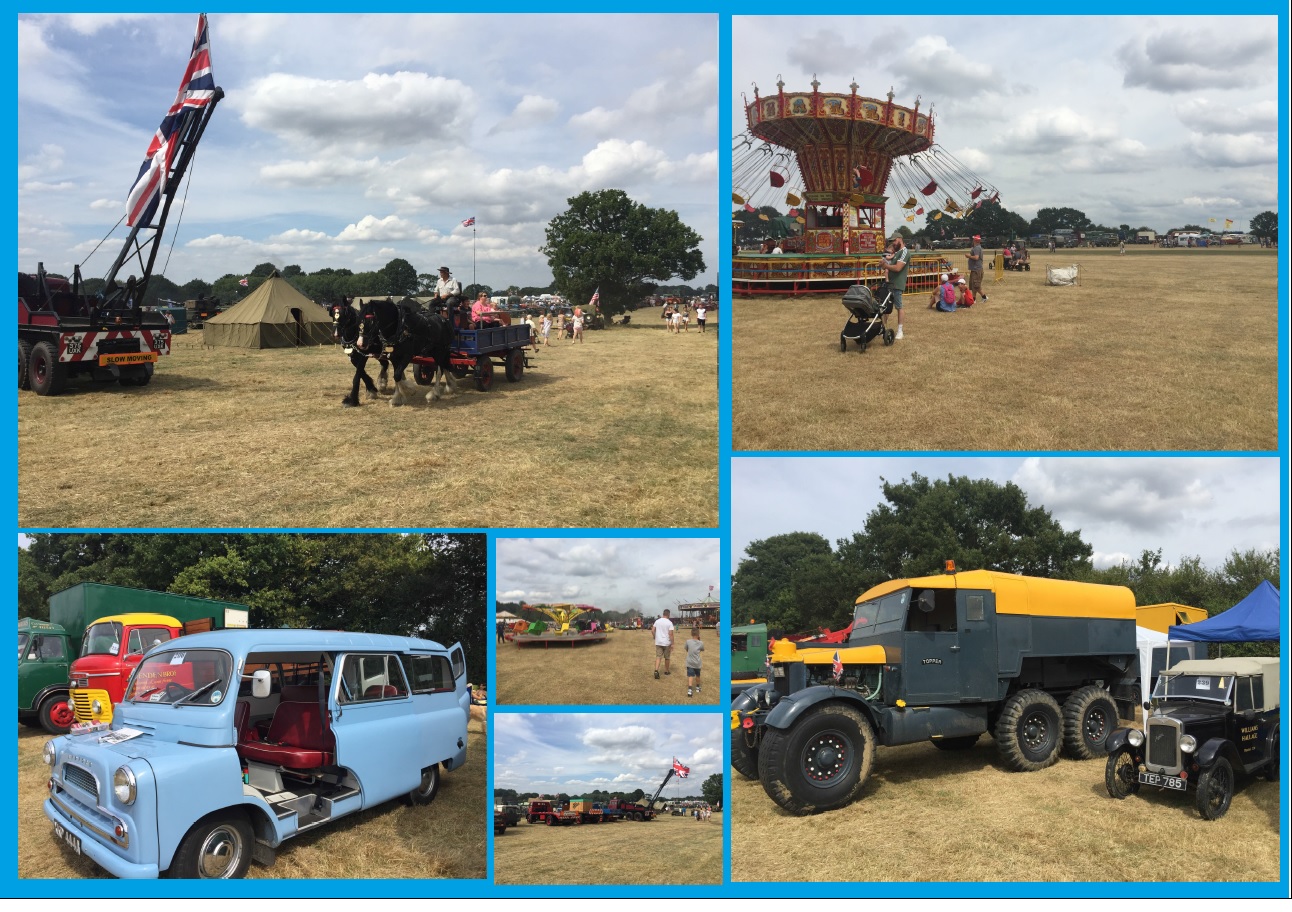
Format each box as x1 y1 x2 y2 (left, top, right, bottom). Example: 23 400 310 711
1104 745 1140 799
995 689 1063 772
731 726 760 780
164 810 253 879
405 764 441 806
38 694 75 734
19 340 32 390
931 734 981 751
1062 686 1119 759
757 703 876 815
28 341 67 396
1195 757 1234 820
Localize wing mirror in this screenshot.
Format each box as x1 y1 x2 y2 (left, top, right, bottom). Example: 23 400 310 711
250 669 272 699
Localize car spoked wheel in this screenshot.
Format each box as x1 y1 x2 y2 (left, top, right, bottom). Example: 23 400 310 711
802 730 852 786
1195 757 1234 820
1103 746 1140 799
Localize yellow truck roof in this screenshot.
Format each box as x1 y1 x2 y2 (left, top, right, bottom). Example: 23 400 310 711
1135 603 1207 634
856 570 1134 620
87 614 182 627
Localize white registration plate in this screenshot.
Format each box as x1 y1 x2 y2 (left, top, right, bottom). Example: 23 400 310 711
1138 771 1186 791
53 822 83 855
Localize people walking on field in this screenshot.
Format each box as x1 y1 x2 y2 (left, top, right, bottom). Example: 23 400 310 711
696 303 707 333
653 610 675 679
540 313 552 346
571 307 584 343
685 625 704 697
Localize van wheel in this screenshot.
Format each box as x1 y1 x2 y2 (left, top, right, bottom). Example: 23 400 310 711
406 764 441 806
995 689 1062 771
164 811 252 879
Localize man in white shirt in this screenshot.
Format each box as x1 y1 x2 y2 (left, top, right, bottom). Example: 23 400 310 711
652 609 675 679
433 266 462 310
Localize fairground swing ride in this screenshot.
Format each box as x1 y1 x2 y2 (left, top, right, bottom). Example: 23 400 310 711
732 76 1000 296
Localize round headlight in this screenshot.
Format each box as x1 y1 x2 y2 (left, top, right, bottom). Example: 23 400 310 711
1127 729 1145 748
91 699 103 715
1179 735 1198 753
43 741 57 766
113 766 137 805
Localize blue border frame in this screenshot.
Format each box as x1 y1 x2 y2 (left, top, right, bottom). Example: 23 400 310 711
8 2 1289 900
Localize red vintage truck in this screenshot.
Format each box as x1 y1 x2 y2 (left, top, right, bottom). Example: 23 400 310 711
525 799 583 826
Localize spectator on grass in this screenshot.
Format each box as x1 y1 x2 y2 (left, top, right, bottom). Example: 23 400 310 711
879 235 909 340
929 273 957 312
685 626 704 697
956 278 975 308
652 610 675 679
966 234 987 302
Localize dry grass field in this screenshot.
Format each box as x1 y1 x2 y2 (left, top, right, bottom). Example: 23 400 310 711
494 810 723 885
17 315 717 528
495 627 721 705
17 718 488 880
732 247 1278 451
731 736 1282 883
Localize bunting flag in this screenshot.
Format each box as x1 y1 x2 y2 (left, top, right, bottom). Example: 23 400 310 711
672 757 690 778
126 14 217 227
832 650 843 680
461 217 476 227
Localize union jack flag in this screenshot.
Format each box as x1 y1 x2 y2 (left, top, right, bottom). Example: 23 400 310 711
832 650 843 680
125 14 217 227
672 757 690 778
462 217 476 227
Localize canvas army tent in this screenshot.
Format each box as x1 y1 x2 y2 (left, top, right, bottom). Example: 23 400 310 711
203 272 335 348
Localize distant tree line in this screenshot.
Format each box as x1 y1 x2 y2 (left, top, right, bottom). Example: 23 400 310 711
494 774 721 807
18 533 487 681
732 474 1279 658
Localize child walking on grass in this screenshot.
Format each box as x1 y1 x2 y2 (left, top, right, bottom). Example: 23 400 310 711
686 626 704 697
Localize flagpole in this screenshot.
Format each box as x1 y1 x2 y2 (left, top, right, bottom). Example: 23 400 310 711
473 227 477 289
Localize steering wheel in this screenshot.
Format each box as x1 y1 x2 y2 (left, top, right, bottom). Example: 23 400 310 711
164 682 190 701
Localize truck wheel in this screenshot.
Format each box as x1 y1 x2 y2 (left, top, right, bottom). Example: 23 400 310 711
757 703 875 815
547 815 558 826
1062 686 1118 759
931 735 980 751
19 340 32 390
164 811 253 879
28 341 67 396
995 689 1063 772
1104 745 1140 799
504 348 524 382
405 764 440 806
730 727 760 780
1195 757 1234 820
38 694 74 734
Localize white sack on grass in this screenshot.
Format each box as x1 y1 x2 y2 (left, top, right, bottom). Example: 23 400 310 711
1046 264 1080 286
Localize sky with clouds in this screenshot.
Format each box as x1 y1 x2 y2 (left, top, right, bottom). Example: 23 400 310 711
496 538 720 615
732 16 1278 233
493 712 722 795
18 13 718 289
732 457 1281 571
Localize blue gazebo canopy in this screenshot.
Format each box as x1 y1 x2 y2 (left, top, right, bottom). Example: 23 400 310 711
1168 580 1281 643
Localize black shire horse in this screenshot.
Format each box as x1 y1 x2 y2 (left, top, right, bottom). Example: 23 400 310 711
335 298 457 408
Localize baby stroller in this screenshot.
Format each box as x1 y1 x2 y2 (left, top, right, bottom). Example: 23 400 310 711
840 282 895 352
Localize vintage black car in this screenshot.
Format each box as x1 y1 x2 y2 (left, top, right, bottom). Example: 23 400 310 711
1104 657 1280 819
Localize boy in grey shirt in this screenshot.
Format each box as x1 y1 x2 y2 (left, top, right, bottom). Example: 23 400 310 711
685 626 704 697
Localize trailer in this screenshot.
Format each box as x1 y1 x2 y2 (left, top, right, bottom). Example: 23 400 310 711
413 322 532 393
525 799 582 826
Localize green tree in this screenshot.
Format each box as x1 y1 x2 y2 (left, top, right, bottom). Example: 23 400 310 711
701 773 722 808
1249 210 1277 243
731 532 853 634
379 258 419 297
250 262 278 278
1029 207 1093 235
543 189 705 316
838 473 1094 592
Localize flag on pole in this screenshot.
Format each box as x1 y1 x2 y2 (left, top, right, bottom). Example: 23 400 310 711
1224 218 1233 229
588 288 600 308
1208 218 1217 224
126 14 217 227
238 278 249 287
462 217 476 227
832 650 843 680
672 757 690 778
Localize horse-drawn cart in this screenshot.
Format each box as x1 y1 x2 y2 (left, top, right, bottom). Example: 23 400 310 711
414 323 532 392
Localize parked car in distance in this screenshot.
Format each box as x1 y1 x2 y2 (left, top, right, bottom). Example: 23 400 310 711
1104 657 1280 819
44 628 471 878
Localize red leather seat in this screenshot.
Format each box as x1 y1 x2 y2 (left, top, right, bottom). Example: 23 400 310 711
238 702 334 769
363 684 399 699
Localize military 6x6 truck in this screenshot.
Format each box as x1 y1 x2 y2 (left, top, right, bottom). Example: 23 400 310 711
731 567 1139 815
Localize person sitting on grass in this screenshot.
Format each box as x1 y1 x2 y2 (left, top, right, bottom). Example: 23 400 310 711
929 273 957 312
956 278 975 308
685 626 704 697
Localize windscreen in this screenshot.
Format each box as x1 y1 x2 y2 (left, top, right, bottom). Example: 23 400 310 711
1154 673 1234 704
852 590 909 638
124 649 233 707
81 621 124 657
18 633 29 657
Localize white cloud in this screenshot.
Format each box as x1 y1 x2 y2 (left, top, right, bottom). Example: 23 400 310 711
489 94 560 134
891 35 998 98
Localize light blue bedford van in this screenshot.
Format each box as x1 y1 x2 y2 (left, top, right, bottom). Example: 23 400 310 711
42 628 471 879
